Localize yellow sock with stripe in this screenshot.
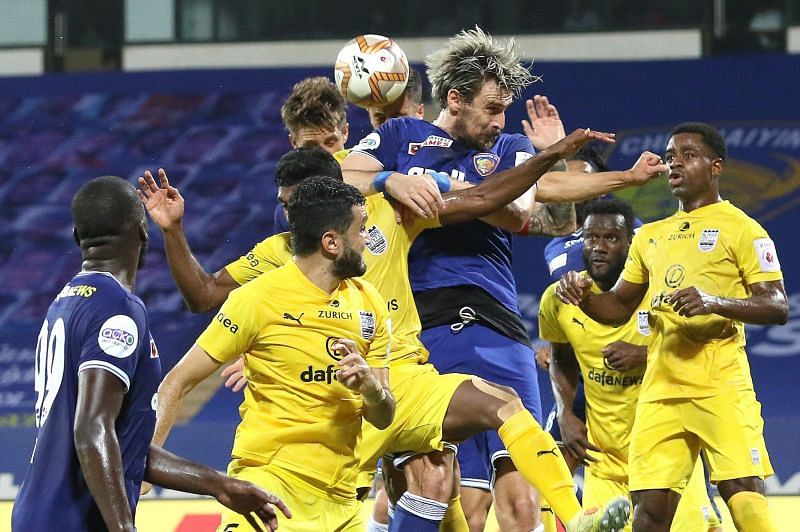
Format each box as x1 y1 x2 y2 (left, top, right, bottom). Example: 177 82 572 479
439 495 469 532
497 409 582 523
727 491 777 532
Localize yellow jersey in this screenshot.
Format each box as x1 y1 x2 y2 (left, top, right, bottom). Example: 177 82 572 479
622 200 783 402
225 194 440 365
196 261 390 500
539 273 650 481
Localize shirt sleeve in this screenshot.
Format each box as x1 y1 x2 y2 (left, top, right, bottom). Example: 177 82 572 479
349 118 407 170
360 282 392 369
77 294 148 392
538 283 568 344
225 234 290 285
502 134 536 168
735 219 783 285
196 286 262 364
621 229 649 285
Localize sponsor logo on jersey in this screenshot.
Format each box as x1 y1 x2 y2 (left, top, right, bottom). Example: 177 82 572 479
366 225 388 255
215 311 239 333
325 336 343 361
473 153 500 176
98 314 139 358
754 237 781 272
698 228 720 252
680 221 691 231
751 448 761 465
587 368 644 387
359 311 376 340
149 337 159 358
356 132 380 150
56 284 97 300
637 310 651 336
282 312 304 326
571 317 586 330
421 135 453 148
301 364 338 384
318 310 353 319
664 264 686 288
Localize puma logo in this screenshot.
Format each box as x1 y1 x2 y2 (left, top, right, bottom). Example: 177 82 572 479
283 312 304 326
572 317 586 330
537 447 559 458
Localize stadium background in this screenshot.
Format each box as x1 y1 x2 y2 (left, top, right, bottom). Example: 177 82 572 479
1 1 799 530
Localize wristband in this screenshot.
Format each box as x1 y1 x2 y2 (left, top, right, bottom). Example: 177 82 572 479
427 171 452 193
373 171 392 192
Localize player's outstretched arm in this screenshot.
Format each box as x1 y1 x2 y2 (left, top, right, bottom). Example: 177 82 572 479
556 271 647 326
74 369 135 532
145 445 292 531
437 128 613 226
549 342 600 466
333 339 395 429
153 344 222 448
535 151 668 203
670 279 788 325
138 169 238 312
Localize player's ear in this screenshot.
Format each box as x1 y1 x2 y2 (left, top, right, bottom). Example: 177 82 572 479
415 103 425 119
138 219 149 242
711 157 724 178
446 89 463 111
320 229 338 256
288 133 298 148
341 122 350 144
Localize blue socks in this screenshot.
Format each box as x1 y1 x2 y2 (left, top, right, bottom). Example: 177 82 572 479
388 492 448 532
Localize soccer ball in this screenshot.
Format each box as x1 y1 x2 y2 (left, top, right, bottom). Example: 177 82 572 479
334 35 409 109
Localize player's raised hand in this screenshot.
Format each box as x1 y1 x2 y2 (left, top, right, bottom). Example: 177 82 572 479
547 128 615 161
333 339 381 393
137 168 184 230
214 478 292 531
535 345 552 371
627 151 668 185
555 270 593 305
384 173 444 219
557 410 601 466
221 357 247 393
521 95 566 150
669 286 719 317
602 341 647 371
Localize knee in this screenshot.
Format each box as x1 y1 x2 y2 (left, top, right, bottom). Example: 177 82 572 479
402 451 455 503
718 477 764 502
472 379 523 429
632 492 674 529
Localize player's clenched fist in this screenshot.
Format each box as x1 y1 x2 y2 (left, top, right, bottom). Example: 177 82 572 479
555 270 594 305
669 286 718 317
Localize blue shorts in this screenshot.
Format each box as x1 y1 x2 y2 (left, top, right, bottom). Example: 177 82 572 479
544 381 587 443
421 323 542 491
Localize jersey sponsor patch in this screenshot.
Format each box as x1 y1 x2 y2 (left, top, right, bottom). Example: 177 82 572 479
149 336 159 358
359 310 376 340
698 228 720 252
515 151 533 166
547 252 567 275
750 448 761 465
97 314 139 358
637 310 651 336
356 132 380 150
366 225 388 255
420 135 453 148
754 237 781 272
473 153 500 176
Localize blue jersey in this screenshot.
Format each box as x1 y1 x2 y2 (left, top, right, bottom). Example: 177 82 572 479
352 117 536 316
12 271 161 532
273 203 289 234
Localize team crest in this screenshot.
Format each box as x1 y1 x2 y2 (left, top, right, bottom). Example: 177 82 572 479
637 311 651 336
359 311 376 340
698 229 719 252
366 225 388 255
473 153 500 176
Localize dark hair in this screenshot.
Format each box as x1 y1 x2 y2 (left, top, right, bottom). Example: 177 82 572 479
570 144 608 173
582 198 636 238
71 176 144 241
404 69 423 105
280 77 347 136
287 176 365 256
275 147 343 187
670 122 727 160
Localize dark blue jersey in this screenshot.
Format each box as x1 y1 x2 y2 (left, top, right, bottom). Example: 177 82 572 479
12 271 161 532
352 117 536 316
273 203 289 234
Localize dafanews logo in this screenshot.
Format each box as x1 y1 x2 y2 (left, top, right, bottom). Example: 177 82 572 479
215 311 239 333
301 337 342 384
587 368 644 387
98 315 139 358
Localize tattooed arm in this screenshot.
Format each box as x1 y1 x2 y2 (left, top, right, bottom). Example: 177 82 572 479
519 159 577 236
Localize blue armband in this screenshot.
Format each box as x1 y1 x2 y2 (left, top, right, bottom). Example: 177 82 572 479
427 171 452 193
373 171 392 192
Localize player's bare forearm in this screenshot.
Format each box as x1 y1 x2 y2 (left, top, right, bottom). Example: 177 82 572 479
342 168 382 196
536 170 630 202
362 386 396 430
578 292 635 326
145 444 226 495
549 342 580 417
161 225 235 312
522 201 577 236
671 280 788 325
74 370 134 532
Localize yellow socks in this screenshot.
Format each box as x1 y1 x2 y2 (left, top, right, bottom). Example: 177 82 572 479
439 495 469 532
497 409 582 523
727 491 777 532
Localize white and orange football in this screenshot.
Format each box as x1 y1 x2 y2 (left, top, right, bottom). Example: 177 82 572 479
334 34 409 108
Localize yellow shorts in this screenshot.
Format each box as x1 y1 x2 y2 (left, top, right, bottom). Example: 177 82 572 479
629 390 773 492
218 458 363 532
582 458 720 532
356 362 471 489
